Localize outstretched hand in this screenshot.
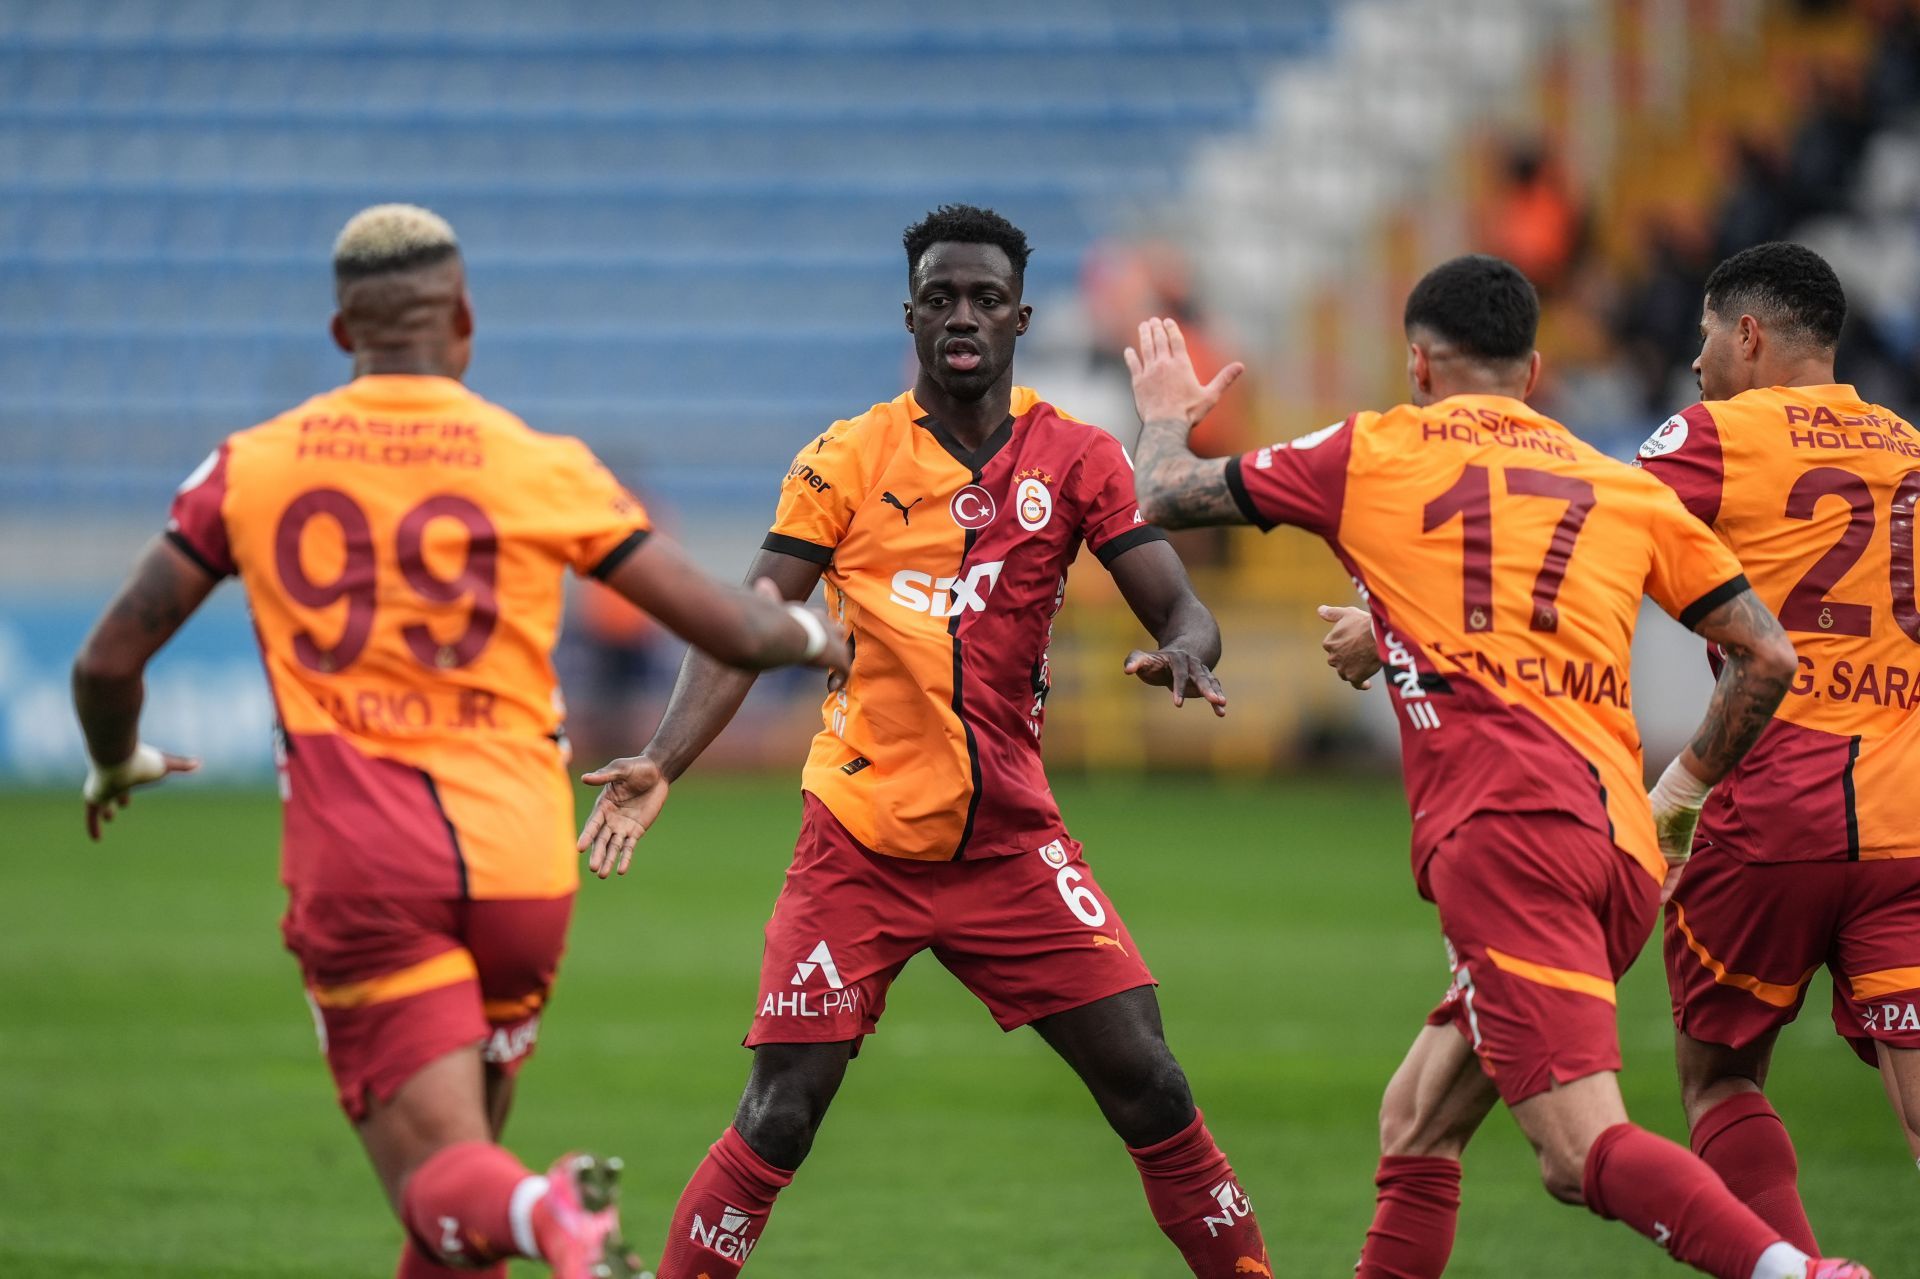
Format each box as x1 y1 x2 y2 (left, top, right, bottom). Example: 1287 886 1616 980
1124 648 1228 716
1123 317 1245 430
577 754 672 879
1316 604 1382 690
83 743 199 841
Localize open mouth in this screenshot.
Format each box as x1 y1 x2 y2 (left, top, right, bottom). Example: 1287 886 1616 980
943 341 982 372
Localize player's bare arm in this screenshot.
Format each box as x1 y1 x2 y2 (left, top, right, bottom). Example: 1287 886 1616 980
1125 317 1247 529
599 533 848 678
1106 539 1227 716
70 536 214 839
1650 586 1797 883
579 548 828 878
1684 588 1796 781
1315 603 1380 690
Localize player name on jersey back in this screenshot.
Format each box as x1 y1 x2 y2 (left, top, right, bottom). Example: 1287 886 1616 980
1230 394 1748 887
1639 384 1920 862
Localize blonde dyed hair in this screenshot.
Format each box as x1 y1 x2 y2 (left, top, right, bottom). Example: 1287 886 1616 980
332 204 460 277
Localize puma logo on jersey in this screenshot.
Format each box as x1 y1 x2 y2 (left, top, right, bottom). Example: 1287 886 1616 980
889 560 1005 616
881 491 923 524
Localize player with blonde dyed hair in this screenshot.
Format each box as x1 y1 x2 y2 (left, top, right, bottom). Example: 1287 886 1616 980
71 204 849 1279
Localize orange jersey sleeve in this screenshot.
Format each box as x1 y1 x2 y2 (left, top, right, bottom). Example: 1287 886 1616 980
765 422 869 563
1642 481 1751 628
184 374 650 899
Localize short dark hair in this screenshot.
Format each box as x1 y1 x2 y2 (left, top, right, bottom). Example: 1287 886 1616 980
903 204 1031 285
1402 254 1539 361
1704 242 1846 349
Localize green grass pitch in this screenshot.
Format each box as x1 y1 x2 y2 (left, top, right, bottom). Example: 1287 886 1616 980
0 776 1904 1276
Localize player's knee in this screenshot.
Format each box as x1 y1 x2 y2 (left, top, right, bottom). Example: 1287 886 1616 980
1377 1072 1421 1155
731 1089 819 1172
1535 1142 1590 1206
1106 1055 1196 1148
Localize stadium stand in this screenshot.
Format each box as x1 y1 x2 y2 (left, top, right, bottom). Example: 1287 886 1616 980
0 0 1335 518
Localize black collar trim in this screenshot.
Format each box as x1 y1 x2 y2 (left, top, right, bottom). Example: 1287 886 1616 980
916 413 1015 477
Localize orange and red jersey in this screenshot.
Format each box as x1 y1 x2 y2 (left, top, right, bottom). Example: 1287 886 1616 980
1230 395 1747 888
1638 384 1920 863
766 387 1164 861
167 374 651 899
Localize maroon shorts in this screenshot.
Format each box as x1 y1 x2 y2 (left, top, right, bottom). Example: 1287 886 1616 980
1424 811 1660 1105
281 891 573 1121
1665 844 1920 1065
747 796 1155 1047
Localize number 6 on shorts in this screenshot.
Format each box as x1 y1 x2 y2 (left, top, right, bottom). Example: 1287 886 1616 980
1055 865 1107 927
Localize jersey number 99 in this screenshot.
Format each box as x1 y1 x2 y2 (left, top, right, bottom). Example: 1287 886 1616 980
274 488 499 674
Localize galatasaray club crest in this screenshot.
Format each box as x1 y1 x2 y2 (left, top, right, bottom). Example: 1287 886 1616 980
1014 468 1055 532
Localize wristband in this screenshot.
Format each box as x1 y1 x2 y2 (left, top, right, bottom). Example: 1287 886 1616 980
784 603 829 662
1649 756 1713 812
82 742 166 804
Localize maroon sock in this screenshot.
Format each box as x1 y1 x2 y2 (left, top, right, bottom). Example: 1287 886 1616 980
1355 1155 1461 1279
399 1140 541 1267
1691 1092 1819 1255
1126 1110 1270 1278
396 1238 506 1279
1583 1122 1783 1278
656 1127 793 1279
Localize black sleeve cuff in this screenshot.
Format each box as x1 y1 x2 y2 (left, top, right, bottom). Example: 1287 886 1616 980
1678 573 1751 631
1093 524 1170 566
164 528 227 579
761 532 835 565
1222 456 1273 530
588 527 651 580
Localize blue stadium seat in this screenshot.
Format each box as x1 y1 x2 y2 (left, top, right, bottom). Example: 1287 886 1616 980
0 0 1332 510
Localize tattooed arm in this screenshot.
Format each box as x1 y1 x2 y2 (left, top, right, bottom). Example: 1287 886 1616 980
71 536 218 837
1125 317 1248 529
1648 586 1795 884
1678 586 1796 784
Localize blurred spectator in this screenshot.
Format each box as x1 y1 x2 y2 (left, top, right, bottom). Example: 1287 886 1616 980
1712 135 1794 263
1612 214 1714 415
1476 140 1585 296
1082 238 1254 461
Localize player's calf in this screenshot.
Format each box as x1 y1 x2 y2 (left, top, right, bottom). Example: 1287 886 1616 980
1357 1026 1493 1279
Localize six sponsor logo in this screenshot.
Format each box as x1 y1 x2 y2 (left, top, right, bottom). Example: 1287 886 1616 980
689 1204 759 1262
889 560 1005 617
1203 1179 1254 1237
